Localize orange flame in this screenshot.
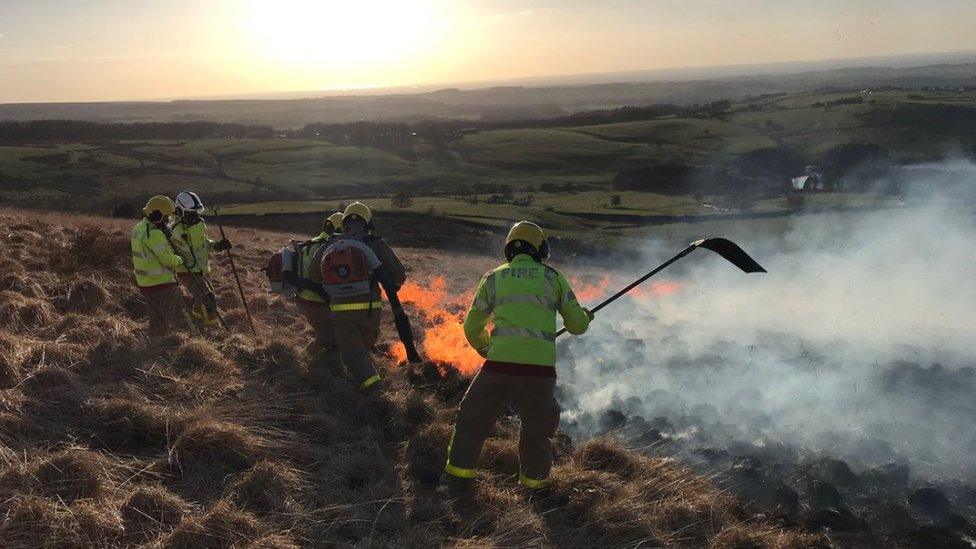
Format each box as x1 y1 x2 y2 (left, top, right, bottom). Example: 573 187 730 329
630 280 682 298
570 275 682 303
571 275 613 301
391 276 485 377
390 274 683 377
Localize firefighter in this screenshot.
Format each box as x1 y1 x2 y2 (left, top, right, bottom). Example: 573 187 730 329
130 195 195 341
170 191 231 327
445 221 592 490
288 211 344 365
320 202 406 390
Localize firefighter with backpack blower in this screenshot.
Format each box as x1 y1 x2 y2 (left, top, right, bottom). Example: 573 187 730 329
130 195 196 341
288 212 344 365
319 202 415 391
169 191 231 328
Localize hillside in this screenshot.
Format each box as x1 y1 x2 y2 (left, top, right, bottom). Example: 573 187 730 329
3 88 976 217
2 59 975 126
0 209 817 547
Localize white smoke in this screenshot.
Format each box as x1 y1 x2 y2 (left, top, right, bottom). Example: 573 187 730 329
558 159 976 479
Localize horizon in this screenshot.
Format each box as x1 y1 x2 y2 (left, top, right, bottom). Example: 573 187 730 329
3 0 976 104
4 48 976 107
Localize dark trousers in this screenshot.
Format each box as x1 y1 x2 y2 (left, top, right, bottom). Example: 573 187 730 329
446 368 559 486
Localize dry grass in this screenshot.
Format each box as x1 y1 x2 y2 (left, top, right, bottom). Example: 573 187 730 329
0 207 820 547
119 486 188 542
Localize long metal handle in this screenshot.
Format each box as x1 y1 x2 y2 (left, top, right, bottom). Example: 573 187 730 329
213 207 257 336
555 243 699 338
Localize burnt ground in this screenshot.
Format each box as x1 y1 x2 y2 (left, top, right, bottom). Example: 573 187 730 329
589 401 976 547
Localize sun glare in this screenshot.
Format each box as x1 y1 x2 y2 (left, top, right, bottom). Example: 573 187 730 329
243 0 442 72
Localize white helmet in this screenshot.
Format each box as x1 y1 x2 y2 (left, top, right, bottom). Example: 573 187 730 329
175 191 204 216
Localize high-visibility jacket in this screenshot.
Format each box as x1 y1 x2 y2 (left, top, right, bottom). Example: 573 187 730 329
296 232 332 304
170 218 215 275
463 254 590 368
131 218 183 288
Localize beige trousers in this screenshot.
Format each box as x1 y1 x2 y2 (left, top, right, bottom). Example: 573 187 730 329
296 299 336 360
332 309 382 389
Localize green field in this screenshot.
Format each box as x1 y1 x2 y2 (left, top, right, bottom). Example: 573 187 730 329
215 189 905 250
1 88 974 244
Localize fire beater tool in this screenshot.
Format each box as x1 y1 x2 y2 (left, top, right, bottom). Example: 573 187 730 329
212 207 258 336
374 270 423 363
556 237 765 337
160 229 228 332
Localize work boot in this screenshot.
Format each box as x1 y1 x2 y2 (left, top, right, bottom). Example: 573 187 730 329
198 306 219 327
520 482 554 502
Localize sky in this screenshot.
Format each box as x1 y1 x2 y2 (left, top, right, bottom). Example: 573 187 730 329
1 0 976 103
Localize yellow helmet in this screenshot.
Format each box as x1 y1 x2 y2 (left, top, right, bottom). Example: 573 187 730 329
342 202 373 227
143 195 175 222
505 221 550 261
323 211 344 234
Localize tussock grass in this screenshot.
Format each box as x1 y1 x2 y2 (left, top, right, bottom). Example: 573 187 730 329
0 208 820 547
119 486 188 542
0 291 52 332
163 500 265 549
87 396 180 453
225 460 305 517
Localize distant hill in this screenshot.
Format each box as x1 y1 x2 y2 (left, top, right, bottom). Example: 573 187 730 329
2 60 975 128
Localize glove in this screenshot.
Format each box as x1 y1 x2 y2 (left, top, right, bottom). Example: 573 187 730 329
585 308 595 321
213 239 232 251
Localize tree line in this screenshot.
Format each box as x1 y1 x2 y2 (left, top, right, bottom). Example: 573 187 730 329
0 120 274 142
0 99 735 145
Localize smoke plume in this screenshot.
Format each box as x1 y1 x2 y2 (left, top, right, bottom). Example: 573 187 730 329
558 159 976 479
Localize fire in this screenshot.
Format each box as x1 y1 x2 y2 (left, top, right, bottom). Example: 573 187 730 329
390 274 683 377
630 280 682 298
570 275 683 303
390 276 485 377
571 275 613 301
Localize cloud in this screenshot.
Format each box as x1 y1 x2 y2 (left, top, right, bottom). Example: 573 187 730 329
0 33 6 39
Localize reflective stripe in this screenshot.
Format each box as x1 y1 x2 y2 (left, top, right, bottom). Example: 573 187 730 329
494 293 556 310
331 302 384 312
483 273 496 304
445 462 477 479
491 326 556 342
543 268 560 308
445 428 478 479
519 472 550 489
134 267 170 277
131 250 150 260
147 241 171 256
360 374 381 389
472 296 491 312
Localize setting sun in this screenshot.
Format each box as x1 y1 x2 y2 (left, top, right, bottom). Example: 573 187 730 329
241 0 445 76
